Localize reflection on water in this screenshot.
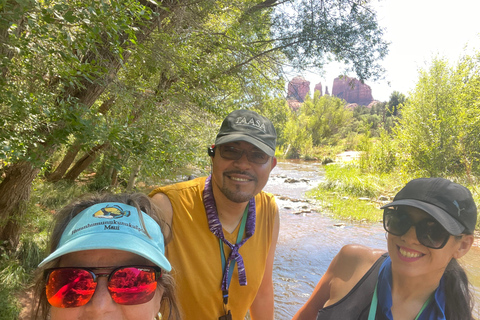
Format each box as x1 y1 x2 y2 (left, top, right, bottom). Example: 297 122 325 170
266 159 480 319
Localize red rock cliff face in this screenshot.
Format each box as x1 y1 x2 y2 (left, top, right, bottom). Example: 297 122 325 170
314 82 323 96
288 76 310 102
287 98 302 111
331 76 373 106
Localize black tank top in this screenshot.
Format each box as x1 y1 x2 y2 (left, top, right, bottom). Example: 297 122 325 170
316 253 388 320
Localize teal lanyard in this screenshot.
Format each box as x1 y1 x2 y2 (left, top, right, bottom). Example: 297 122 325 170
367 281 432 320
219 204 249 291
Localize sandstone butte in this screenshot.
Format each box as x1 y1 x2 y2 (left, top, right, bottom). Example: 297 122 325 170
287 75 375 110
287 76 310 102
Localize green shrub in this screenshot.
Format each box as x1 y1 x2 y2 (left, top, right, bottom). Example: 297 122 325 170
0 180 89 319
0 286 21 320
360 129 398 174
307 163 404 221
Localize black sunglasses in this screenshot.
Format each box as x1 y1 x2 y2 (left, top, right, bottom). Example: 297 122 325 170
383 207 451 249
218 145 270 164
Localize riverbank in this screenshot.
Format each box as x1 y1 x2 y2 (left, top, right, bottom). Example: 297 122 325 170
266 159 480 318
4 160 480 319
306 162 480 233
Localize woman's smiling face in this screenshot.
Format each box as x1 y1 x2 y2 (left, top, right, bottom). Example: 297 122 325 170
387 206 473 279
50 249 163 320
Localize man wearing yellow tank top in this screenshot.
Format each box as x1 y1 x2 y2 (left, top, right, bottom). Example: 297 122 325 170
150 109 279 320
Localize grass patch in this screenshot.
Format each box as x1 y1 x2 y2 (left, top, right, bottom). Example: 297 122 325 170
31 179 90 210
308 163 480 231
0 243 33 320
307 163 406 222
0 180 90 319
310 188 384 222
0 286 21 320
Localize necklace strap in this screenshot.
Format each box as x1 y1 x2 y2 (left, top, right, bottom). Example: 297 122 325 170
368 281 433 320
219 205 249 279
203 175 256 291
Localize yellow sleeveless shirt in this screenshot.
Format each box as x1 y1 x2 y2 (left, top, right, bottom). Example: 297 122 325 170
149 176 277 320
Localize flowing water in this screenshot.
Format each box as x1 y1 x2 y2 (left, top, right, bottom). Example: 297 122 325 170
265 159 480 319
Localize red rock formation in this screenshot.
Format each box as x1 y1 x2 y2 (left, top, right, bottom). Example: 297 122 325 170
345 103 358 110
367 100 381 109
331 76 373 106
288 76 310 102
314 82 323 96
287 98 302 111
325 86 330 95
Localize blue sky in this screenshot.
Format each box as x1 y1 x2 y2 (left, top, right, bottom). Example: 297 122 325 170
295 0 480 102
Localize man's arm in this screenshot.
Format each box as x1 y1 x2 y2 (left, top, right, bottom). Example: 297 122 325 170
150 192 174 241
249 206 280 320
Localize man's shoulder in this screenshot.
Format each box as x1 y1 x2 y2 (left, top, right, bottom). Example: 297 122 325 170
254 191 278 217
256 190 276 201
150 176 207 197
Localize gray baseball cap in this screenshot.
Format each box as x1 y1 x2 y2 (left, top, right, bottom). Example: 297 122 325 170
215 109 277 156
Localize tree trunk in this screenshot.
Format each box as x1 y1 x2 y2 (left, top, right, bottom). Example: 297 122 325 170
126 163 141 191
0 162 41 249
0 0 178 247
63 143 110 182
111 168 118 187
46 97 116 183
45 143 82 182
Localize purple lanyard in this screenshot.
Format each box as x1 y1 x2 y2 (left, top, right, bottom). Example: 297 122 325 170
203 175 256 291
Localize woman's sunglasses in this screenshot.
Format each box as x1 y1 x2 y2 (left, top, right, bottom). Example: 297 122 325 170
383 207 451 249
45 265 162 308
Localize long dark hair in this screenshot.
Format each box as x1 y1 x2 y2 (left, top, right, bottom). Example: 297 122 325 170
444 257 474 320
30 193 180 320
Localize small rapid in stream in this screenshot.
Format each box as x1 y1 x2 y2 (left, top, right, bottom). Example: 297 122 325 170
265 159 480 319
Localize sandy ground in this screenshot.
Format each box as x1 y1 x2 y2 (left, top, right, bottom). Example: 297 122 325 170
18 289 33 320
336 150 361 162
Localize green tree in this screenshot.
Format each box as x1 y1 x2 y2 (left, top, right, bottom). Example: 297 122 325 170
394 56 480 176
253 97 291 147
282 111 312 158
0 0 172 247
302 93 353 145
274 0 388 80
386 91 406 117
451 52 480 176
0 0 389 248
279 93 353 157
361 128 398 173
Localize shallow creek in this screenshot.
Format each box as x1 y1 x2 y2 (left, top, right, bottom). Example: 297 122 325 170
264 159 480 319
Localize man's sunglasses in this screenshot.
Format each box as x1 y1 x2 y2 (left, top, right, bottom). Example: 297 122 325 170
218 145 270 164
45 265 162 308
383 207 451 249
